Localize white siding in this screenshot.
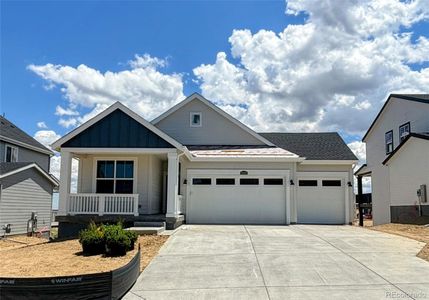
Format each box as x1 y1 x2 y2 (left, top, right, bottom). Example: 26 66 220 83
388 138 429 207
364 97 429 224
155 98 265 145
0 169 53 235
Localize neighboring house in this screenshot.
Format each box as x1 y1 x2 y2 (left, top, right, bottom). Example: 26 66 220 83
0 116 58 235
356 94 429 225
53 93 357 237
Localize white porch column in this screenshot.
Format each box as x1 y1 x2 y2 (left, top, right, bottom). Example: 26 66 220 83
58 150 72 216
166 152 179 217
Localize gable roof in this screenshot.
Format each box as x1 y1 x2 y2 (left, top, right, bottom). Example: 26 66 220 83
382 132 429 165
362 94 429 142
259 132 358 161
0 162 59 186
151 93 275 146
51 102 184 151
0 116 53 155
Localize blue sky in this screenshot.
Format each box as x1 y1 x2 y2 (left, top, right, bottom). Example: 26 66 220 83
2 1 302 136
1 0 428 162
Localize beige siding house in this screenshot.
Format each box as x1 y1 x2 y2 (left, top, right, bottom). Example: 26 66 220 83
53 93 357 237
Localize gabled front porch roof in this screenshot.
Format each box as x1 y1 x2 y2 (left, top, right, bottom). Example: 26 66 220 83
51 102 184 151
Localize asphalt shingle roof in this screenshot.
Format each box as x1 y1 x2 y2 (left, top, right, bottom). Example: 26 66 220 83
0 162 33 175
0 116 52 154
259 132 358 160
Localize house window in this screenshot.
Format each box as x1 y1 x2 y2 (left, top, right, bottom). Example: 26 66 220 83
263 178 284 185
299 180 318 187
216 178 235 185
240 178 259 185
96 160 134 194
192 178 211 185
399 122 410 142
5 144 18 162
190 112 202 127
322 180 342 187
385 130 393 154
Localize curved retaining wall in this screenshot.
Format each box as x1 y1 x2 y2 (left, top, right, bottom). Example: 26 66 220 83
0 247 140 300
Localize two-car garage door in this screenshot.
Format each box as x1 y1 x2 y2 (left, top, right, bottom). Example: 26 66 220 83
187 170 288 224
186 170 348 225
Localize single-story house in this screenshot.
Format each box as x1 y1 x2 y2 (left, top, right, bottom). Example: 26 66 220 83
53 93 357 236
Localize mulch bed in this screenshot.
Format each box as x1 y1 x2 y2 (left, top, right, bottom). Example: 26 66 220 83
370 223 429 262
0 235 168 277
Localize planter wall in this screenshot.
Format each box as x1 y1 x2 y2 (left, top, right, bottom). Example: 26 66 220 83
0 246 140 300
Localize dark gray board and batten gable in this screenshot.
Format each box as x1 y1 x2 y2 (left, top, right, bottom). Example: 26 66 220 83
61 109 175 148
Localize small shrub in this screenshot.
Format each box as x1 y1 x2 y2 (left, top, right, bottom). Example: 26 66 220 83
79 222 105 255
124 230 138 250
104 224 131 256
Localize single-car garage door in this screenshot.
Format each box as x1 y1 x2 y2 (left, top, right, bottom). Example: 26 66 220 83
187 170 289 224
297 174 346 224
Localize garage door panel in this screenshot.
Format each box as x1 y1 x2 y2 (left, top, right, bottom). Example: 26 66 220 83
297 176 345 224
187 171 287 225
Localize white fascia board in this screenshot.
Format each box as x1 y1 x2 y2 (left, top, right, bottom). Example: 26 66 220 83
300 160 358 165
61 147 178 154
187 156 305 163
51 102 184 151
0 163 59 186
0 135 54 156
151 93 275 147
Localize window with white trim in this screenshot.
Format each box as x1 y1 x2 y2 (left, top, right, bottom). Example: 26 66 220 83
96 160 134 194
385 130 393 154
5 144 18 162
190 112 202 127
399 122 410 142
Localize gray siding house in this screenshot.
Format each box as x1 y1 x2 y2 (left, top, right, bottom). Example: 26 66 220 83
0 116 58 235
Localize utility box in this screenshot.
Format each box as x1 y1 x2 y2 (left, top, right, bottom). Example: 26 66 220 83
417 184 427 203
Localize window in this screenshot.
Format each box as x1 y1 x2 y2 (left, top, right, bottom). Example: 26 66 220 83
322 180 342 187
96 160 134 194
399 122 410 142
385 130 393 154
299 180 318 187
240 178 259 185
216 178 235 185
190 112 202 127
192 178 211 185
5 144 18 162
264 178 284 185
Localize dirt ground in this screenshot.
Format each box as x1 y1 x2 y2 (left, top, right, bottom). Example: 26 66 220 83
370 223 429 262
0 235 168 277
0 235 48 250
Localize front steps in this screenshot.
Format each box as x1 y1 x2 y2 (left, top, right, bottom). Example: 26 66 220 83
126 220 166 235
126 226 165 235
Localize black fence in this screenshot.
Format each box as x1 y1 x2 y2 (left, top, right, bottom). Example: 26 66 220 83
0 246 140 300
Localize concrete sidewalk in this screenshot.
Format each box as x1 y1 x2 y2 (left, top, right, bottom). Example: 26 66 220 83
124 225 429 300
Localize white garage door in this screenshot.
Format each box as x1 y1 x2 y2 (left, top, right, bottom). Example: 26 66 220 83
187 170 289 224
297 176 346 224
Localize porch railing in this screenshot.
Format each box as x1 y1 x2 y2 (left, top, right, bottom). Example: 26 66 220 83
68 193 139 216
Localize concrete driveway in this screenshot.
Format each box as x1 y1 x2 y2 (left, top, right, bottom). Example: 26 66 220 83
124 225 429 300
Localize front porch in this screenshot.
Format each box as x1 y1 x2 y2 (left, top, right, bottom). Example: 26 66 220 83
57 148 185 236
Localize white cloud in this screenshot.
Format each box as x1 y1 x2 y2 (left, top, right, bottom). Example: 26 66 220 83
193 0 429 134
28 53 185 128
348 141 366 166
55 105 79 116
128 54 167 69
36 121 48 129
34 130 61 149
